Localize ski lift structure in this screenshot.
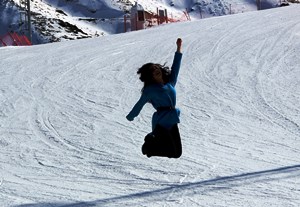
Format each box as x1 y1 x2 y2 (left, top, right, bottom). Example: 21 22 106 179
19 0 32 42
0 0 32 46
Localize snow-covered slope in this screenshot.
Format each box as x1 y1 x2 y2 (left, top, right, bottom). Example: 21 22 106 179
1 0 282 44
1 4 300 207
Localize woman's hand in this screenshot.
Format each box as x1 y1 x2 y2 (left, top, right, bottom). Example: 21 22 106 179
176 38 182 53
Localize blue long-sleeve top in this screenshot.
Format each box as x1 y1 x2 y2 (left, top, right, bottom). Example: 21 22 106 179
126 52 183 130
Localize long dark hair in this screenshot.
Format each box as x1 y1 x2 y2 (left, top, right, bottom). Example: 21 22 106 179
137 63 171 91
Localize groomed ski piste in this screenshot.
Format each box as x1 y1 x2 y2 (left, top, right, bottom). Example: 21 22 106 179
1 4 300 207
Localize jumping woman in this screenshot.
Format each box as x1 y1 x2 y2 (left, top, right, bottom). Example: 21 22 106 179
126 38 183 158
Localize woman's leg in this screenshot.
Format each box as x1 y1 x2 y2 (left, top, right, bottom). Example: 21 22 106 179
142 124 182 158
170 124 182 158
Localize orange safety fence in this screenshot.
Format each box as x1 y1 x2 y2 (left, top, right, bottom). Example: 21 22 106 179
0 32 31 46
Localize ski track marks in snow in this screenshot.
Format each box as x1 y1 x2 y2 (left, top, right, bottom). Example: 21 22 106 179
182 9 300 167
0 5 300 207
245 20 300 137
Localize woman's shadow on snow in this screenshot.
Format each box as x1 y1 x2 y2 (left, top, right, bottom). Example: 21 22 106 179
15 164 300 207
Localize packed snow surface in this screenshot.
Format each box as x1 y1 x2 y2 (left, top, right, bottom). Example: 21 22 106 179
1 5 300 207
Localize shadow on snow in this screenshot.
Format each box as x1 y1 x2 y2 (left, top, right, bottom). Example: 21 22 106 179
15 164 300 207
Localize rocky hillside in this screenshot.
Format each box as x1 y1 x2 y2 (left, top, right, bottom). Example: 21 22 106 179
0 0 283 44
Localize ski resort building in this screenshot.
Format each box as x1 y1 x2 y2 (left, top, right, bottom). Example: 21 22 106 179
130 2 170 31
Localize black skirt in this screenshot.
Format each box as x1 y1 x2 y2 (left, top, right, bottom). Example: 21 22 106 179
142 124 182 158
